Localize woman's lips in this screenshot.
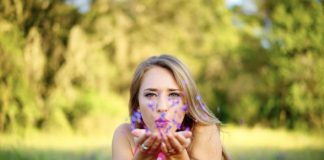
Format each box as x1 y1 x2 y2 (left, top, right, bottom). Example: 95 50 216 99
155 119 170 128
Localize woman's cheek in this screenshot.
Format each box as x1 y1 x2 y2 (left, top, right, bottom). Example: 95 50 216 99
142 110 157 131
169 108 184 131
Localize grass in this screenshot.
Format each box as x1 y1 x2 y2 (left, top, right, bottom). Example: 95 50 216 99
221 125 324 160
0 124 323 160
0 132 111 160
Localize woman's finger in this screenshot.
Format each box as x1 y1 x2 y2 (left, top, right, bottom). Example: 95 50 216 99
167 133 183 153
175 132 191 148
177 131 192 139
140 133 157 152
160 142 168 154
131 129 148 137
147 133 162 154
134 131 151 146
163 133 173 154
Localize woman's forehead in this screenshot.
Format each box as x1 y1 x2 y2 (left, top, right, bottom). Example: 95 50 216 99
140 66 180 90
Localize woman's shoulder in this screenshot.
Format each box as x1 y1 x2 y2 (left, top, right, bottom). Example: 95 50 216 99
192 123 220 134
190 124 222 159
112 124 136 158
112 123 134 149
113 123 132 137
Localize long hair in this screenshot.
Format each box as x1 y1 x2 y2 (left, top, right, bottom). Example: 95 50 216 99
128 54 229 159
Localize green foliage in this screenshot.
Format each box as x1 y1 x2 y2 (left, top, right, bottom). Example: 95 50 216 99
210 0 324 130
0 0 323 133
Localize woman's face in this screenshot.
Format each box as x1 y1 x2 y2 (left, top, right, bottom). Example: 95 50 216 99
138 66 187 133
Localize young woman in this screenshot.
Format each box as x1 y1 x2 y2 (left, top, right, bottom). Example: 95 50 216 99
112 55 229 160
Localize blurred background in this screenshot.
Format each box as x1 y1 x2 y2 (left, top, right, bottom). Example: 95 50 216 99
0 0 323 159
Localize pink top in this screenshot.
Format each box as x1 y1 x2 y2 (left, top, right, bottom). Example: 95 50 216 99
157 152 166 160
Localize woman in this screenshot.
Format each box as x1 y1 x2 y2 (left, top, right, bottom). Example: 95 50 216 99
112 55 229 160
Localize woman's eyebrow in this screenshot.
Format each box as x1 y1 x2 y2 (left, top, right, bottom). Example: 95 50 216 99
143 88 180 91
168 88 180 91
144 88 158 91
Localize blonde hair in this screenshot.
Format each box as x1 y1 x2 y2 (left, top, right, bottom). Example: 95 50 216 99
129 54 221 129
129 54 230 160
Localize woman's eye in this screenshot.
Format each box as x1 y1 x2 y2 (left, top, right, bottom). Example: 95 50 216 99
144 93 157 98
169 92 180 97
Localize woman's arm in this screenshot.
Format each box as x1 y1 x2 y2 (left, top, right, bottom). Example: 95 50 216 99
190 124 222 159
112 123 133 160
113 124 163 160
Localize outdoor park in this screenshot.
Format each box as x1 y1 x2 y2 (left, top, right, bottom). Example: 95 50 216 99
0 0 323 159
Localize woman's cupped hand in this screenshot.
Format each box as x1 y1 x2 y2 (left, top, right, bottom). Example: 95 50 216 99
132 129 192 160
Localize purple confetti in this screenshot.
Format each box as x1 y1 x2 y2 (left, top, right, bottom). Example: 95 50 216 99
172 119 178 125
166 125 172 134
183 80 189 85
200 104 208 112
181 104 188 112
176 123 182 130
134 111 141 119
148 101 156 111
171 98 180 107
202 113 208 120
131 116 137 123
160 112 166 119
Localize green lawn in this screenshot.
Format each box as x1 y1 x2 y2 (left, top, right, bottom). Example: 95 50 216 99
0 133 111 160
0 125 323 160
222 125 324 160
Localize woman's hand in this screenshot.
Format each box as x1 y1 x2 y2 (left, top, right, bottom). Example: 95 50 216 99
132 129 192 160
161 131 192 160
132 129 162 160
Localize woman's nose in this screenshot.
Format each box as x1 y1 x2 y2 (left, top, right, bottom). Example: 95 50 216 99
156 96 169 113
